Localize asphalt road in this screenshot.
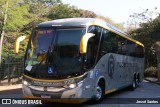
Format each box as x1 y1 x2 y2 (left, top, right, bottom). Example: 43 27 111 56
0 80 160 107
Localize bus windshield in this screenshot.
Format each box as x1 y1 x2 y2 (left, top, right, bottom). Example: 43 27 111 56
25 28 86 79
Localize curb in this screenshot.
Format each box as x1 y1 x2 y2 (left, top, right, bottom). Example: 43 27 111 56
144 78 160 85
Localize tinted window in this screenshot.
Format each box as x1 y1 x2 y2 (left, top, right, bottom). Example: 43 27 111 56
117 36 127 55
102 32 118 54
126 41 144 58
37 29 55 53
85 26 102 68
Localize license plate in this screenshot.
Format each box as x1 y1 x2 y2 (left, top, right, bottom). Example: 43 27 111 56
41 95 51 98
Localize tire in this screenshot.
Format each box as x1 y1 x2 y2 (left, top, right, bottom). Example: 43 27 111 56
131 76 137 90
136 76 139 86
92 82 104 104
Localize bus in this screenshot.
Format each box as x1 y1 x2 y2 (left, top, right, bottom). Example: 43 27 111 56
14 18 144 104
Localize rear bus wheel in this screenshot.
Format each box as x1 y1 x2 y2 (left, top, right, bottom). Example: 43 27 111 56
131 76 137 90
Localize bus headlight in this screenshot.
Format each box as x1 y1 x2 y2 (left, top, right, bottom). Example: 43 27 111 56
23 80 30 86
64 81 83 89
23 80 28 85
68 83 76 89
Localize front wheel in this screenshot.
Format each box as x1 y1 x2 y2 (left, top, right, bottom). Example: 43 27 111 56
92 82 104 103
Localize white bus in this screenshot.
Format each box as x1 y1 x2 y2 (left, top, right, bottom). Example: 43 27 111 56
15 18 144 104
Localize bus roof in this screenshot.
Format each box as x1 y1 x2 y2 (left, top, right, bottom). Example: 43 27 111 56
38 18 103 28
37 18 144 47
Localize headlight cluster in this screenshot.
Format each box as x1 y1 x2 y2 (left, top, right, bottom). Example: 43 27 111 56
68 83 77 89
64 83 76 89
22 80 30 86
64 81 83 89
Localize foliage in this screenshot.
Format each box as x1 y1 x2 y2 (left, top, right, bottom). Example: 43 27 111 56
145 66 158 77
48 4 81 19
80 10 96 18
6 4 29 32
127 8 159 29
96 15 124 31
129 10 160 68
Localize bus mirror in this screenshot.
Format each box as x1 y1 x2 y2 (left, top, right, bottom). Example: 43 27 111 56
80 33 95 54
14 35 29 53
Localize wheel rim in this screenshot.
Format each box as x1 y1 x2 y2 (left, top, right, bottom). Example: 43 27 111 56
133 81 136 88
96 86 102 100
136 78 138 84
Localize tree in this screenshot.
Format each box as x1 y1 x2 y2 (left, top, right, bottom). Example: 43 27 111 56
0 0 32 62
96 15 124 31
21 0 61 32
80 10 96 18
48 4 81 19
0 0 9 64
1 0 62 59
129 13 160 68
127 8 159 29
153 41 160 80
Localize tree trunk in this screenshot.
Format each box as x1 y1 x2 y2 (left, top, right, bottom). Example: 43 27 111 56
157 51 160 81
0 1 8 64
0 31 5 64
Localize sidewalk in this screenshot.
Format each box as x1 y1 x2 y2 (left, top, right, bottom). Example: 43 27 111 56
0 84 22 91
145 77 160 85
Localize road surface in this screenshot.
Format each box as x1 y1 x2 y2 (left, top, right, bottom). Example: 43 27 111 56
0 80 160 107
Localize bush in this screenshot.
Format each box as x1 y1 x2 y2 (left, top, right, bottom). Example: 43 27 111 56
145 66 158 77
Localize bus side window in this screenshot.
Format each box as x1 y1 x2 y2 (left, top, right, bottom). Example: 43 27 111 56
126 41 138 57
101 29 109 55
117 37 127 55
102 32 118 54
135 45 144 58
126 41 144 58
85 26 102 68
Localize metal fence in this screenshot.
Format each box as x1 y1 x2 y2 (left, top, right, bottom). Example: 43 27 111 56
0 57 24 85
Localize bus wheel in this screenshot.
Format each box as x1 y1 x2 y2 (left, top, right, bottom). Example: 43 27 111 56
131 76 137 90
136 74 140 86
93 82 104 103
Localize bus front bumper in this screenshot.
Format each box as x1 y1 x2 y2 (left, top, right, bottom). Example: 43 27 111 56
22 84 88 103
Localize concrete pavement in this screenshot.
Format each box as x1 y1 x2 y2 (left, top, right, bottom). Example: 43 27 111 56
145 77 160 85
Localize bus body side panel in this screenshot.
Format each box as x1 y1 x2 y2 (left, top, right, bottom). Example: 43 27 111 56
93 53 144 93
94 53 117 93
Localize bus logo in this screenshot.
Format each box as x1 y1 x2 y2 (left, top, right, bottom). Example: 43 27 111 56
48 66 53 74
108 54 114 78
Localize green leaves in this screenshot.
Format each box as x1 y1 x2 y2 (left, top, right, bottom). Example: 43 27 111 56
48 4 81 19
129 12 160 68
6 4 29 31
